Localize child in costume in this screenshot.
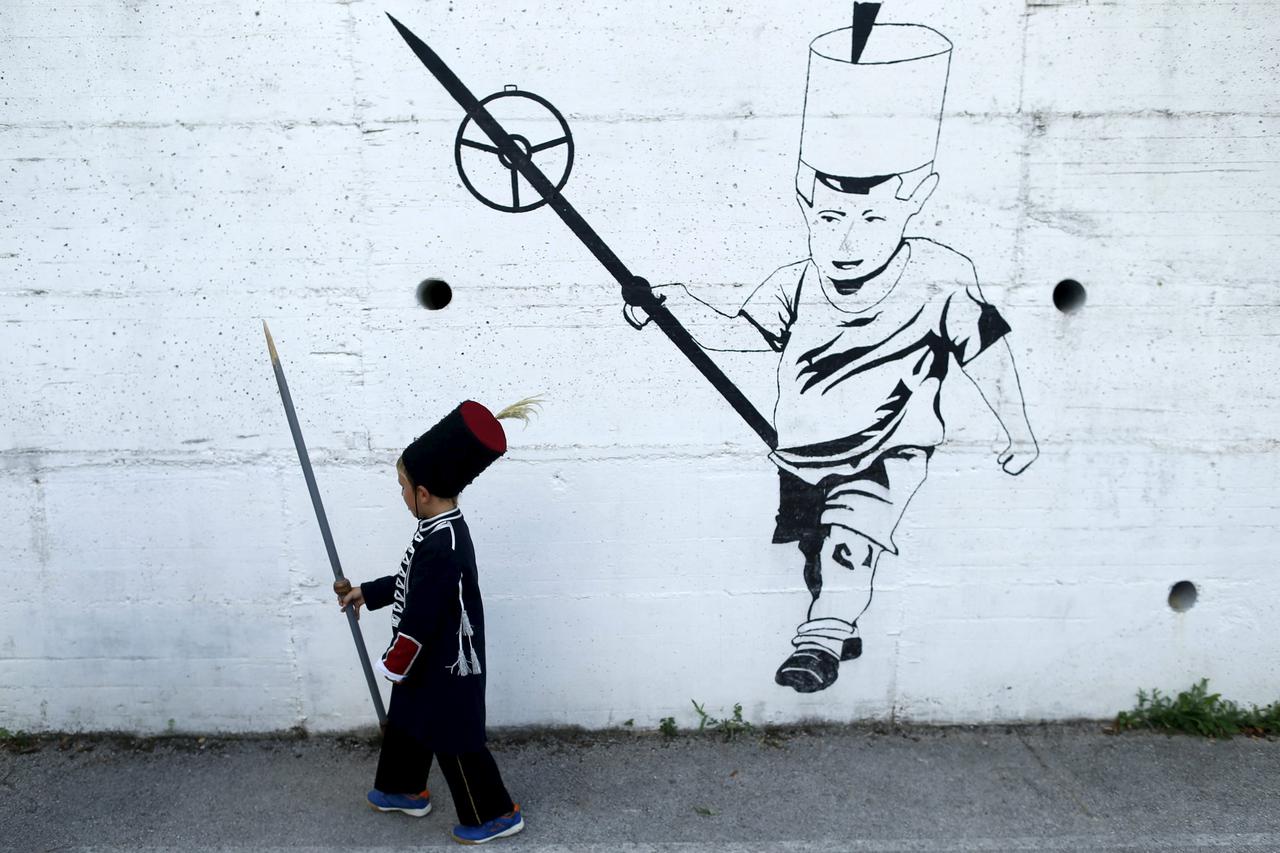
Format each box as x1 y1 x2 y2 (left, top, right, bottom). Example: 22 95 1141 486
336 399 537 844
624 22 1037 693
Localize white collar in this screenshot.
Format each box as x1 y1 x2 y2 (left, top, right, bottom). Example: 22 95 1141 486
418 506 462 531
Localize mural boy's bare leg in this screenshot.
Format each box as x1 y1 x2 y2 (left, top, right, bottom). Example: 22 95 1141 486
776 529 877 693
775 448 929 693
803 527 881 644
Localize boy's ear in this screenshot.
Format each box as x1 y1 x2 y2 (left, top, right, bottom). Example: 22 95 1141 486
907 172 940 213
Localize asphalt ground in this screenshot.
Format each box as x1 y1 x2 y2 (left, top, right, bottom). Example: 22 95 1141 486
1 724 1278 852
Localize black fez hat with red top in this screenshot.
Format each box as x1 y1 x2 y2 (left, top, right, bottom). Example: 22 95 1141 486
401 401 507 498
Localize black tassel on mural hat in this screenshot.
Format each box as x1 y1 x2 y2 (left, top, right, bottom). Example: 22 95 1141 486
401 396 543 496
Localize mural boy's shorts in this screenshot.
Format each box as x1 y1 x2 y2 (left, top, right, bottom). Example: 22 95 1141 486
772 446 932 555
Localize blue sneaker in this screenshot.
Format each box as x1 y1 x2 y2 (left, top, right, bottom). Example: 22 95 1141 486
451 804 524 844
367 788 432 817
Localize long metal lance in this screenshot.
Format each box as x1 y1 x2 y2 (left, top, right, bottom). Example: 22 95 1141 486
263 321 387 727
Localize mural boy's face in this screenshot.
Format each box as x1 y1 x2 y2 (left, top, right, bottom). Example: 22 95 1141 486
801 172 938 285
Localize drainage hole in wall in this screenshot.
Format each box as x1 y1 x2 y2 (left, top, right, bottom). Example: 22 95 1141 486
1053 279 1087 313
416 278 453 310
1168 580 1198 612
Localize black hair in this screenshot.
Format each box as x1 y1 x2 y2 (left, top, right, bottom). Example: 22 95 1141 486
396 455 457 518
815 172 896 195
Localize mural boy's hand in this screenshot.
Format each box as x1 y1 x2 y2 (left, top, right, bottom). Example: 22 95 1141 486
998 437 1038 475
621 276 666 329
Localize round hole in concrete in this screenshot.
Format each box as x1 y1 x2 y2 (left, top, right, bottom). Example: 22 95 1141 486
416 278 453 310
1168 580 1197 612
1053 279 1087 313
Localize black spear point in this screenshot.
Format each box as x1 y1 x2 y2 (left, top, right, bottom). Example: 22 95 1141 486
851 2 881 64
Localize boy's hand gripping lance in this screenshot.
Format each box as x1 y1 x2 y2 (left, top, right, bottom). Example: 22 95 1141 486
386 14 778 450
263 322 388 728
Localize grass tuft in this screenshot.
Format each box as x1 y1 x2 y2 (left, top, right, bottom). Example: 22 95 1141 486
691 700 756 742
1112 679 1280 738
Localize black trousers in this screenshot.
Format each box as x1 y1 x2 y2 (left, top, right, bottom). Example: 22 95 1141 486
375 723 514 827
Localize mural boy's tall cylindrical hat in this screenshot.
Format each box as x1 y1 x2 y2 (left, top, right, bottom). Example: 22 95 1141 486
796 22 952 201
402 401 508 498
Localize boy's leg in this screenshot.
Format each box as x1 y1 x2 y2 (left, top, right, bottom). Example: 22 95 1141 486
772 470 848 692
774 530 873 693
796 524 880 649
806 523 882 624
374 723 433 795
438 747 516 827
776 448 929 692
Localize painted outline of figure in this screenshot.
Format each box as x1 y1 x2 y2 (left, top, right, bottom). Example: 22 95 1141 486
627 17 1038 692
385 8 1038 695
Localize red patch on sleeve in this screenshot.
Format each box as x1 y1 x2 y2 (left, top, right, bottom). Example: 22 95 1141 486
382 633 423 677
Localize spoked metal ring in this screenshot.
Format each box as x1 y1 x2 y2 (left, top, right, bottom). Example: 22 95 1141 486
453 86 574 213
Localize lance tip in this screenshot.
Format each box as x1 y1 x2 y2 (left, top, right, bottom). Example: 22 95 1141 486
263 320 280 364
851 1 881 64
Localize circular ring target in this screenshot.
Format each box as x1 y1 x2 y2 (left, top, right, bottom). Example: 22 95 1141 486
454 87 574 213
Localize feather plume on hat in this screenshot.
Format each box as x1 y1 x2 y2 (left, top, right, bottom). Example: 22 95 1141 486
494 395 545 426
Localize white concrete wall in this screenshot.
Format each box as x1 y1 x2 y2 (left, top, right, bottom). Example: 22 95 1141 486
2 0 1277 734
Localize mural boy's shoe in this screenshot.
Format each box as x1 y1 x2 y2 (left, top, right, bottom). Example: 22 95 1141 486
367 788 432 817
452 804 524 844
775 646 840 693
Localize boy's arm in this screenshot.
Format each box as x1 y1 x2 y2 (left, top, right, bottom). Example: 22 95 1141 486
959 338 1038 475
375 534 460 683
942 269 1038 476
624 281 788 353
661 284 776 352
359 574 398 611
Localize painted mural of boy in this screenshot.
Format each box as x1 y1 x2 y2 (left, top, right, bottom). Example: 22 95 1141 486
626 21 1038 692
